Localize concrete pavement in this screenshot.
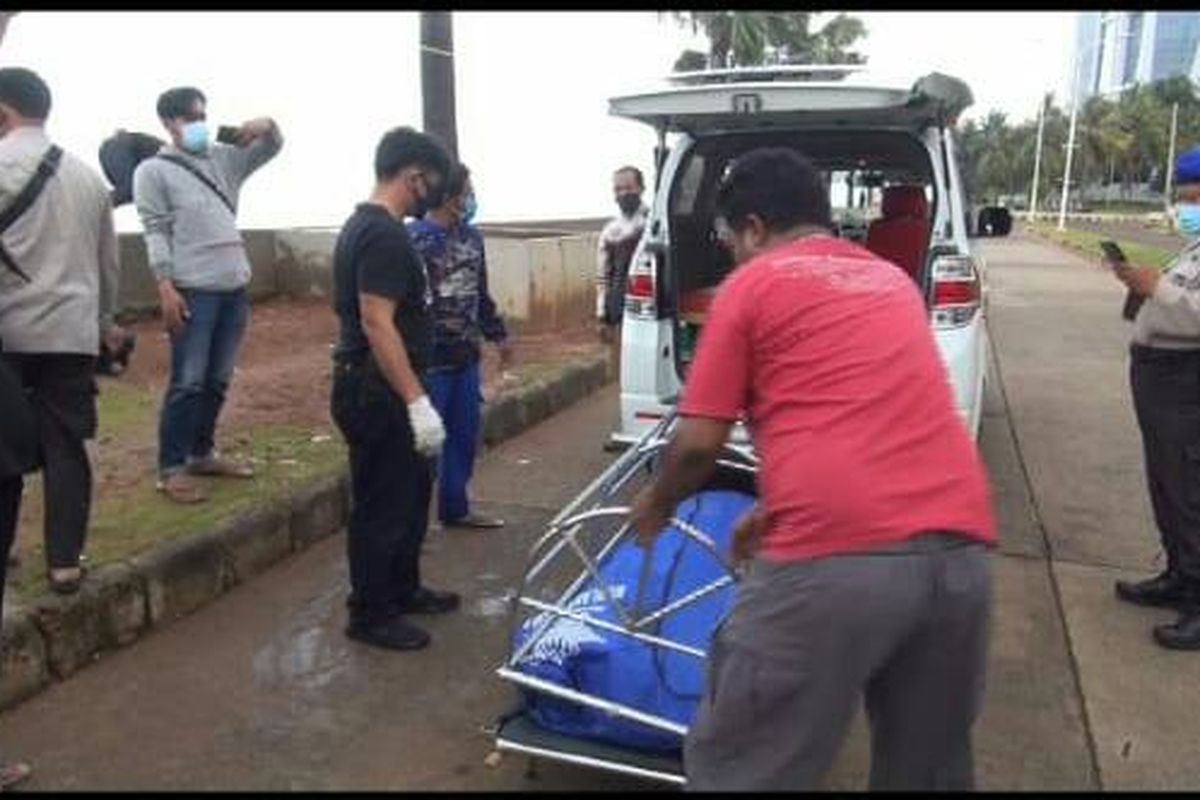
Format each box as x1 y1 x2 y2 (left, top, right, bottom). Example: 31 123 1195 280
0 232 1190 789
983 234 1200 790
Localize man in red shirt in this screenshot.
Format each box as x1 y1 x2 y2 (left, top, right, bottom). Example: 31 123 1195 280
630 148 996 791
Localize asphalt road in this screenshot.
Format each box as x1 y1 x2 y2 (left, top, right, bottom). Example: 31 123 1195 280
0 233 1191 790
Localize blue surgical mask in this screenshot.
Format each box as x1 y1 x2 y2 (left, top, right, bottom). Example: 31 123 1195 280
461 193 478 224
180 120 210 155
1177 204 1200 237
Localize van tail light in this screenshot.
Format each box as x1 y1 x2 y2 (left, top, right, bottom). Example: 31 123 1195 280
625 247 658 320
930 253 981 329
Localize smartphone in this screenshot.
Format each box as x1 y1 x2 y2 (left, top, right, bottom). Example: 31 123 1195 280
1101 240 1145 321
216 125 241 145
1100 240 1129 267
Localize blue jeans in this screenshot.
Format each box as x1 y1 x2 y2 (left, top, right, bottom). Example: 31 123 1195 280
427 362 483 523
158 288 249 477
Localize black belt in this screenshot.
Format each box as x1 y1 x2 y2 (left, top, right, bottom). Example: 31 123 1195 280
1130 343 1200 361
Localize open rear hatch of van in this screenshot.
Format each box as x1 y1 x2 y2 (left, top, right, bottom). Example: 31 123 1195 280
609 71 973 137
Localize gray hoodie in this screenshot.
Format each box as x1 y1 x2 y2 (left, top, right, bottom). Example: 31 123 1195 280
1132 237 1200 350
132 127 282 291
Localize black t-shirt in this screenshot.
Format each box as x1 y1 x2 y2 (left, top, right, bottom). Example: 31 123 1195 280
332 203 433 372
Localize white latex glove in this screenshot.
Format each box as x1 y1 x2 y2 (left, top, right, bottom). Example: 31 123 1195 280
407 395 446 457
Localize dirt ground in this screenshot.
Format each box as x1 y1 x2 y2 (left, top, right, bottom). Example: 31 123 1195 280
11 297 606 568
119 297 602 430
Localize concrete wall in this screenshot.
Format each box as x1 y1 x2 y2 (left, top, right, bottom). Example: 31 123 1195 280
116 224 602 333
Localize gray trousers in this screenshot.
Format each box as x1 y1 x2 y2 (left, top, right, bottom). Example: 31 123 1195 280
684 532 992 792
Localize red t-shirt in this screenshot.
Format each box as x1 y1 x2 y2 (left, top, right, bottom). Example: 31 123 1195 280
679 234 996 562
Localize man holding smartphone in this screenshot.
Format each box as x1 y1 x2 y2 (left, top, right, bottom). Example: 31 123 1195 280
1107 146 1200 650
133 87 282 504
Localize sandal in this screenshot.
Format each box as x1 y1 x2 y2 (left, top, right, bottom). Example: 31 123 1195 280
0 761 31 791
156 473 208 505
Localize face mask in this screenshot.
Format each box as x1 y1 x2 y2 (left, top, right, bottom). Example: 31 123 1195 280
461 193 478 224
180 120 210 154
616 192 642 218
1177 204 1200 237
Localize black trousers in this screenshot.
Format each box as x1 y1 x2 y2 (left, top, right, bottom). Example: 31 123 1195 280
330 361 433 625
1131 344 1200 588
0 353 97 573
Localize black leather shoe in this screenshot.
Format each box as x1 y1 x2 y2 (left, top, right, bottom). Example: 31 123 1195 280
1153 610 1200 651
345 617 431 651
398 587 461 615
1115 572 1188 609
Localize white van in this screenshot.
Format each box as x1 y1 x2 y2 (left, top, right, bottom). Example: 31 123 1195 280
607 66 990 446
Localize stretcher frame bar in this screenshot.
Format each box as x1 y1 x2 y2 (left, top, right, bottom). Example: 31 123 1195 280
497 667 689 737
504 509 736 668
492 734 686 786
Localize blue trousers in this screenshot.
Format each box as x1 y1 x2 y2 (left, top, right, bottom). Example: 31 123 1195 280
158 288 249 476
427 362 483 523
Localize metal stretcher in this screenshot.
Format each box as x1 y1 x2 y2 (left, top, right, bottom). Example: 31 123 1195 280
489 412 758 786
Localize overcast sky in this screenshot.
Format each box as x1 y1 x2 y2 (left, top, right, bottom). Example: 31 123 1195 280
0 11 1075 231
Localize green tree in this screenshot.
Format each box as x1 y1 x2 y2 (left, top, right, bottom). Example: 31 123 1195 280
667 11 867 70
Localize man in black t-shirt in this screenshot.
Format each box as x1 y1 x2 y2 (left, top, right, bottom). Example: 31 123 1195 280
330 126 456 652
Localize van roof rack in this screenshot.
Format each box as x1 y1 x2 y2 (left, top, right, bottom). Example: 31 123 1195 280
665 64 869 85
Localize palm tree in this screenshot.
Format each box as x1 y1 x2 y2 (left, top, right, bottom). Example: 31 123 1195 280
667 11 867 71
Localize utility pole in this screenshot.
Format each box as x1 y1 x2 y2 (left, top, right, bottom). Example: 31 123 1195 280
1165 100 1179 221
1030 95 1046 219
420 11 459 160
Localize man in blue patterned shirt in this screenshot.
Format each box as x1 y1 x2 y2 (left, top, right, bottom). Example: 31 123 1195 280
409 163 512 529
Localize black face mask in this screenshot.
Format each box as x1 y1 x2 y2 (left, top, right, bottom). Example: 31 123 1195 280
409 175 445 218
616 192 642 217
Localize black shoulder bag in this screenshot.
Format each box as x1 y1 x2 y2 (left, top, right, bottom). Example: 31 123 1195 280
156 153 236 215
0 145 63 479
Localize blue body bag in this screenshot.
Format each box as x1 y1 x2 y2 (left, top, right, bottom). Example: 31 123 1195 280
511 489 754 753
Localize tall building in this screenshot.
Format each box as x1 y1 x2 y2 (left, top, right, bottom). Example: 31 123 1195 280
1074 11 1200 102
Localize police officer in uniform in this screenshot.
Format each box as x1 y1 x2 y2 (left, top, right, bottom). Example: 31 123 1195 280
1112 146 1200 650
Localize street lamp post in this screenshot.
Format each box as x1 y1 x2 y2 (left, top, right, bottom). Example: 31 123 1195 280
1058 90 1080 230
1058 15 1136 230
1030 97 1046 218
1165 101 1180 221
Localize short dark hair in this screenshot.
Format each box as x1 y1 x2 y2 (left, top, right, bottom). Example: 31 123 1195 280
0 67 51 120
614 165 644 190
157 87 206 121
715 148 831 234
444 162 471 200
374 126 452 183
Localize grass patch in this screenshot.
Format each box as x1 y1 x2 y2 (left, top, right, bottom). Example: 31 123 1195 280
95 379 159 438
11 344 607 601
9 424 346 601
1026 221 1176 270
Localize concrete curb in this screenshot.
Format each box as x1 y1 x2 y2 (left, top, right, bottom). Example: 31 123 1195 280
0 353 613 712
